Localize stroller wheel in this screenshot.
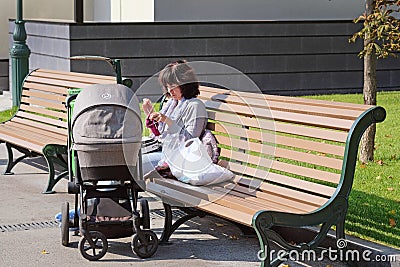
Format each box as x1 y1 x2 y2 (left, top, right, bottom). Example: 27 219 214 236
131 230 158 258
61 202 69 246
79 231 108 261
139 198 150 229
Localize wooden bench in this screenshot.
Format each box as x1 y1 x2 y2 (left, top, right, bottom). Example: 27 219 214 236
145 86 386 266
0 69 115 193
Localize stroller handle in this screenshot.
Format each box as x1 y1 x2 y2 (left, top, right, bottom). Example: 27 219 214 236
69 55 123 85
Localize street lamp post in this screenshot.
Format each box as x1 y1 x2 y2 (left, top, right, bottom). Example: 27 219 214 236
9 0 30 107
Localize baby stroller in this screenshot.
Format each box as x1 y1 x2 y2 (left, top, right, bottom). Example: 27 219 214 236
61 83 158 261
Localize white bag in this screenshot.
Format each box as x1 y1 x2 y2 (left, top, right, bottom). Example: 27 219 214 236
163 137 233 186
178 163 234 186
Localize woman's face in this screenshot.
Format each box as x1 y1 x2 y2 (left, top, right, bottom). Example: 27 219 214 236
167 84 183 100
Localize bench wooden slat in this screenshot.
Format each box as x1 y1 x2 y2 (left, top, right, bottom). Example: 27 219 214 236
154 177 314 216
16 111 67 128
216 135 343 170
36 69 116 82
0 123 64 142
23 82 69 95
213 123 345 157
208 111 349 143
0 132 43 153
154 178 311 214
272 159 340 186
20 104 67 121
213 183 317 213
153 178 264 214
0 127 45 146
146 180 253 226
206 101 355 131
23 89 67 103
264 94 371 110
21 96 65 111
274 120 348 143
200 85 372 111
226 157 340 185
200 90 364 120
11 117 67 136
220 149 340 187
31 70 116 84
210 184 310 213
225 161 337 198
0 126 63 147
233 176 329 207
25 76 100 89
5 121 66 142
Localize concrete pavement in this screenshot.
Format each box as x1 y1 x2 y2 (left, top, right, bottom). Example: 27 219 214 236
0 149 260 267
0 91 12 111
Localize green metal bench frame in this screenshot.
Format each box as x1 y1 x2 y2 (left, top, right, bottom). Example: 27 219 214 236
252 106 386 266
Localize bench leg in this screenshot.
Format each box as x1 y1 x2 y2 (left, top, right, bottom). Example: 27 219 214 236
159 203 206 244
2 142 37 175
252 212 281 267
336 212 346 241
42 144 68 194
159 203 174 244
336 210 358 267
253 197 350 267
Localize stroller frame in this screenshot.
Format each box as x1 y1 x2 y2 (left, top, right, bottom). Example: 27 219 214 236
60 58 158 261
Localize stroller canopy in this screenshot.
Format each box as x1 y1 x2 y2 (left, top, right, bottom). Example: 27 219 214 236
71 83 142 145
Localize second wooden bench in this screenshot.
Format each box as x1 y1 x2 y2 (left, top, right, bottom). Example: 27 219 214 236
0 69 115 193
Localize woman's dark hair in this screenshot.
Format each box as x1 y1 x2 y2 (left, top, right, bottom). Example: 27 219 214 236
158 59 200 99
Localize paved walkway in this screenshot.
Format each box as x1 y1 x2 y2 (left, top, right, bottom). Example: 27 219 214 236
0 91 12 111
0 92 399 266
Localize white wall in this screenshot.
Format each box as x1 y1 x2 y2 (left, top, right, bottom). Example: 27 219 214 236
96 0 154 22
154 0 365 21
0 0 14 58
24 0 74 21
2 0 154 58
120 0 154 22
2 0 74 59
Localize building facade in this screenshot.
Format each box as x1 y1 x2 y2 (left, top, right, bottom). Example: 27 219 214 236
4 0 400 97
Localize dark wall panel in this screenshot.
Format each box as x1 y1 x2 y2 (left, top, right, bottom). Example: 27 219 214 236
9 20 400 99
0 59 8 92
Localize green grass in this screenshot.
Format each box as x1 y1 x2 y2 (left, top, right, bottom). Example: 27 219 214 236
305 91 400 249
0 107 17 123
141 102 161 137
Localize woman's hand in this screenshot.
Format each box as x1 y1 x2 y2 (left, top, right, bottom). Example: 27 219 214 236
149 112 172 125
149 112 165 122
143 98 154 116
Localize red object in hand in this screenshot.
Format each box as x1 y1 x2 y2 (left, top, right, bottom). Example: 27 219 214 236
146 118 161 136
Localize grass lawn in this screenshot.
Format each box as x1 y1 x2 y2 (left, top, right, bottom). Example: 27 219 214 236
0 91 398 248
0 107 17 122
305 91 400 249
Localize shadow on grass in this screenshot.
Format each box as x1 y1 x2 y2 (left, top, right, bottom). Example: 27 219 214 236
347 189 400 248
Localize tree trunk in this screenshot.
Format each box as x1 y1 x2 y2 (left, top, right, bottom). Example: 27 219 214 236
360 0 377 163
